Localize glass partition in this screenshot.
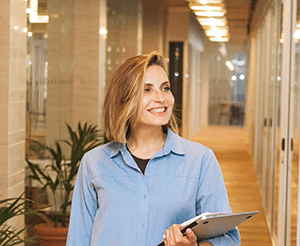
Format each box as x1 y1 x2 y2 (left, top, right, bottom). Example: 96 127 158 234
253 0 282 244
264 2 282 243
273 1 282 242
25 0 142 224
26 0 142 159
290 1 300 244
261 9 272 212
105 0 142 87
208 52 247 126
26 0 49 159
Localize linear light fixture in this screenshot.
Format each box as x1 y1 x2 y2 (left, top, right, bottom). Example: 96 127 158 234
186 0 229 42
199 0 224 3
210 36 229 42
205 29 228 37
198 17 227 27
190 5 224 11
226 60 235 71
28 0 49 23
194 10 226 17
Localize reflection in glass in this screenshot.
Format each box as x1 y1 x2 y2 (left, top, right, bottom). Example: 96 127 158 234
105 0 142 88
208 53 246 126
26 0 49 159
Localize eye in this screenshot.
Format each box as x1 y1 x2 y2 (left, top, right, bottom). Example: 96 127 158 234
144 88 151 93
162 86 171 91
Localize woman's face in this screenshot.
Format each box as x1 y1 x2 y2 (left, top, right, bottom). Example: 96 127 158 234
137 65 175 129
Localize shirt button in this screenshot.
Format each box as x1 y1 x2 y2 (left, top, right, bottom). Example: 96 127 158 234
144 194 147 199
141 224 145 229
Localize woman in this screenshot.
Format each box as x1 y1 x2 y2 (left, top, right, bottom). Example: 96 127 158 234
66 51 241 246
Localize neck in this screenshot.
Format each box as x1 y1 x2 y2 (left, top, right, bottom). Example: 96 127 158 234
127 126 166 159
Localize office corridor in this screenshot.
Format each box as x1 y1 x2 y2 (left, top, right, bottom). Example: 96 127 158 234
193 126 272 246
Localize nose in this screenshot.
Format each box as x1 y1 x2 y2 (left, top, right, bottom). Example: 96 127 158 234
154 89 165 102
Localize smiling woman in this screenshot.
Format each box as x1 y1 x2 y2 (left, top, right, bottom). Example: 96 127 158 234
102 51 178 144
138 65 174 134
66 51 241 246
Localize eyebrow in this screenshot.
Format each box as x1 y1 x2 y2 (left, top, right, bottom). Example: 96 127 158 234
144 81 170 86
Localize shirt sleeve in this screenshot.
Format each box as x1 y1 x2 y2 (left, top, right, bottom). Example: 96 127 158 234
66 156 98 246
196 148 241 246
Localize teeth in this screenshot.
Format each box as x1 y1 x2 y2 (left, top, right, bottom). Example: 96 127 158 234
149 108 165 113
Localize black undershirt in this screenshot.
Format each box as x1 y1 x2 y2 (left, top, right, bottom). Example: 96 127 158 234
131 154 150 175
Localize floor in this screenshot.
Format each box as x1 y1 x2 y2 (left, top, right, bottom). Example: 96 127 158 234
192 125 272 246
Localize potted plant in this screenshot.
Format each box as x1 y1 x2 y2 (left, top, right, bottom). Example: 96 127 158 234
0 192 37 245
26 122 104 245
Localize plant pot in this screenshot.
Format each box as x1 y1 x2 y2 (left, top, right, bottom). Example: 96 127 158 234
34 223 68 246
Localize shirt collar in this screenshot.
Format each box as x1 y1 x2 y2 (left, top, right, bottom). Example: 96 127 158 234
106 142 138 171
109 142 126 158
163 128 185 156
108 128 185 159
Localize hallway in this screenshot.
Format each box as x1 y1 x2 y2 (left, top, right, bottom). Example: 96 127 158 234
193 126 272 246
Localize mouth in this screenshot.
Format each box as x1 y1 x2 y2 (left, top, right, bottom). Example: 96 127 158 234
148 107 167 114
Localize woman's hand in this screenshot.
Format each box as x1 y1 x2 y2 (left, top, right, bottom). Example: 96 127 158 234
163 224 197 246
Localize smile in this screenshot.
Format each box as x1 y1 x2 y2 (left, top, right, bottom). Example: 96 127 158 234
149 107 166 113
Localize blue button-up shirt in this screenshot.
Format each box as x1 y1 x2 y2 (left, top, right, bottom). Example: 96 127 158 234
67 129 240 246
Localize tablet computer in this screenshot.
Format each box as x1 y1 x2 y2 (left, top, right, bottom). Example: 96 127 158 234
157 211 258 246
181 211 259 240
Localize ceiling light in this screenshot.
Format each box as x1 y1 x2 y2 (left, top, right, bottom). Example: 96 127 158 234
190 5 223 11
99 28 108 35
198 17 227 26
294 29 300 39
189 0 224 3
187 0 229 42
205 29 228 36
29 0 49 23
209 36 229 42
226 61 234 71
194 10 226 17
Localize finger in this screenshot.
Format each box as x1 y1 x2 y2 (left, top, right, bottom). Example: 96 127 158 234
168 226 176 244
163 229 170 246
185 228 197 242
169 224 184 244
177 224 184 230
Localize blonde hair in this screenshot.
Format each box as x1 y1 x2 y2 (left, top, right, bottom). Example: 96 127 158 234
102 51 178 143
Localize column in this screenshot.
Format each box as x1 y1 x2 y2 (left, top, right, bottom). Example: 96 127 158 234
0 0 27 228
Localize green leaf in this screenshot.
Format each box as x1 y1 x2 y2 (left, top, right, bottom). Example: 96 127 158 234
26 122 105 228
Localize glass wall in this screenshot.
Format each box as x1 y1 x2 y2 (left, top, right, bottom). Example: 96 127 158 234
25 0 142 220
26 0 49 159
291 1 300 244
186 43 202 137
105 0 142 87
26 0 142 159
252 0 300 245
208 52 246 126
273 0 282 241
